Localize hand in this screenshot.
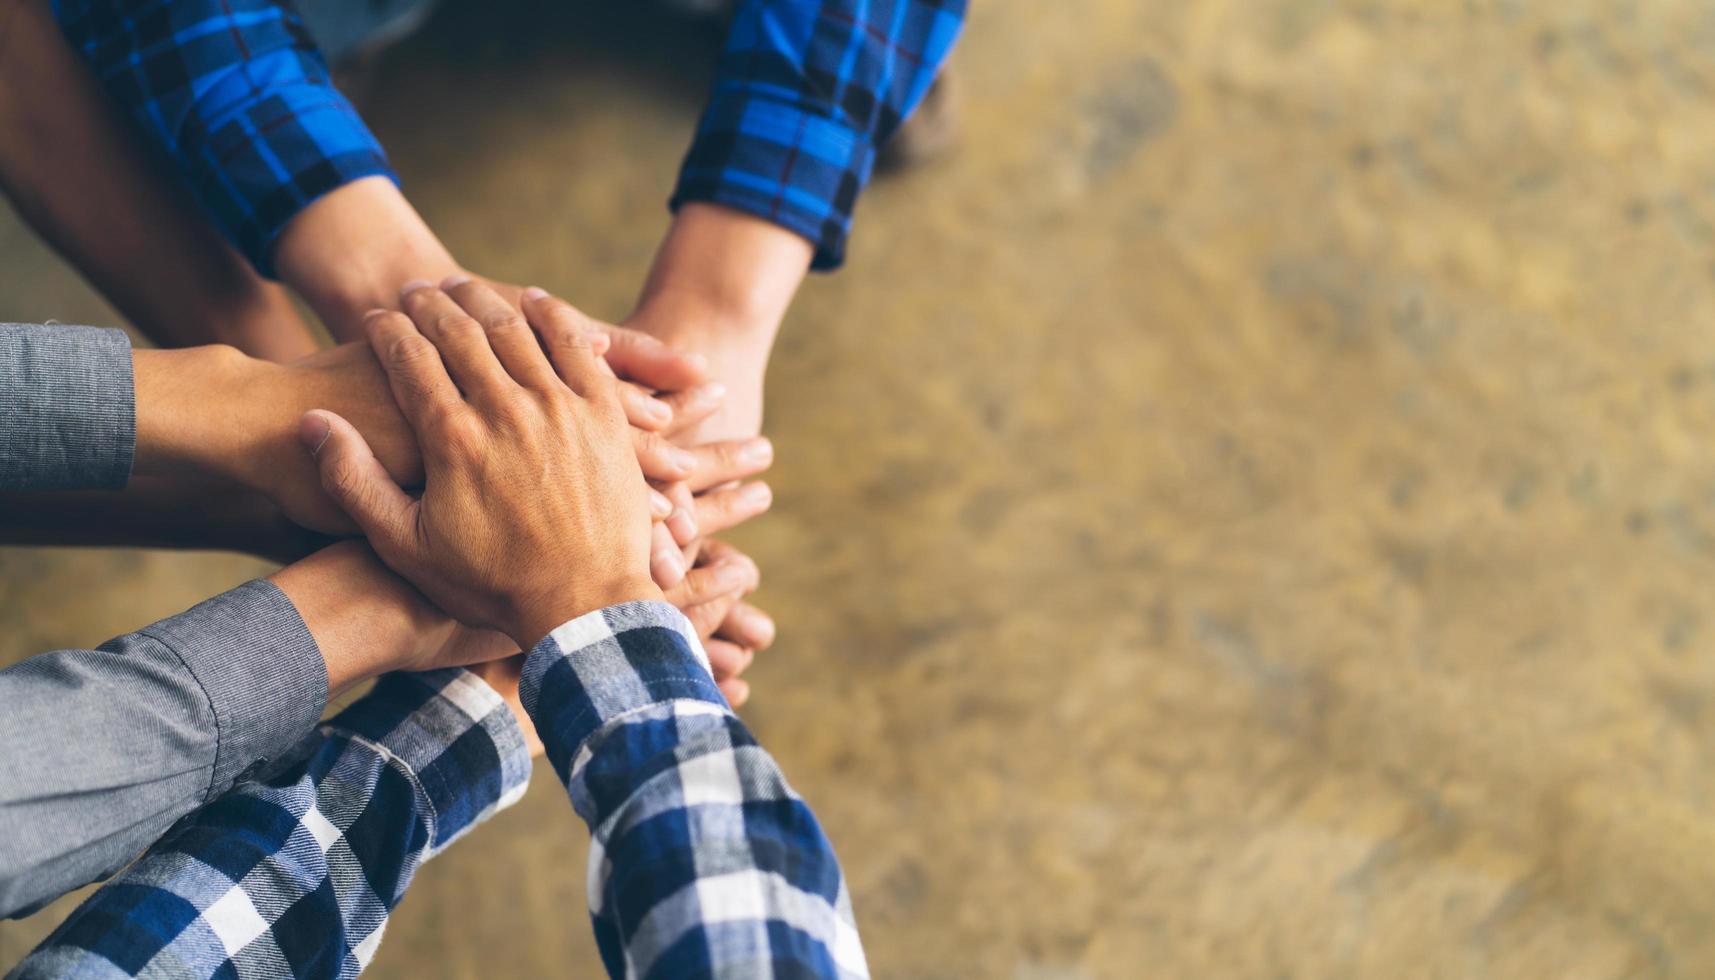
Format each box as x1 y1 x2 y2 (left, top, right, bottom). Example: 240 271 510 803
662 538 776 707
301 280 661 648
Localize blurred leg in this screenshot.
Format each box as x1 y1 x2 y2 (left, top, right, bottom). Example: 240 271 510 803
0 0 319 360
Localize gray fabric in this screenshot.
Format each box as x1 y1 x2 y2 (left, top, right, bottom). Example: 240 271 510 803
0 323 135 492
0 580 327 919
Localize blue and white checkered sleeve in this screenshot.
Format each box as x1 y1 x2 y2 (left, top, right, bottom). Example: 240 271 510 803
522 600 868 979
671 0 965 271
13 669 530 979
52 0 397 275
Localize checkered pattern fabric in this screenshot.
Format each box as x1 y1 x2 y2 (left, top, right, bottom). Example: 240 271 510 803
672 0 966 269
16 601 861 978
54 0 964 276
524 601 867 978
52 0 395 274
12 669 530 979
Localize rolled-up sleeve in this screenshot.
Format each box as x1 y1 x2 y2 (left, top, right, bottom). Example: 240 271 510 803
53 0 397 274
0 323 135 492
0 580 327 919
672 0 966 270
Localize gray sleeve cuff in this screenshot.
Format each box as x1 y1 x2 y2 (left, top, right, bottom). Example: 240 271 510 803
139 580 329 801
0 323 135 491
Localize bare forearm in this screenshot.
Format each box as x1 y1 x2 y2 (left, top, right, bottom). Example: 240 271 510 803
0 0 316 361
635 203 812 342
272 177 464 341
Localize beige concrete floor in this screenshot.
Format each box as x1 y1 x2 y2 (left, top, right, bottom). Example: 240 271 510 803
8 0 1715 976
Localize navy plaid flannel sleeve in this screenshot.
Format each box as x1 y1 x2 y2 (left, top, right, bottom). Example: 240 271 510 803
13 669 531 979
52 0 396 275
671 0 966 270
523 600 867 978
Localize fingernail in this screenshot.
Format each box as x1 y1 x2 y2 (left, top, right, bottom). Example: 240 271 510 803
711 561 750 593
684 352 709 375
649 489 673 519
698 381 727 404
440 273 472 289
644 398 673 425
298 412 332 455
666 507 698 545
522 286 548 301
726 679 750 707
738 437 773 467
399 279 434 297
652 546 686 586
741 482 773 508
670 448 698 474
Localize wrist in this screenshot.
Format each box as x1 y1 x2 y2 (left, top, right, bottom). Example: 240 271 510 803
132 344 273 485
510 576 665 651
634 203 810 345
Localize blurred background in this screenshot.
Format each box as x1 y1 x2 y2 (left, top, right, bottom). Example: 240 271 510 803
7 0 1715 976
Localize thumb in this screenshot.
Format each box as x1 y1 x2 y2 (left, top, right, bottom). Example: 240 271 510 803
299 411 417 553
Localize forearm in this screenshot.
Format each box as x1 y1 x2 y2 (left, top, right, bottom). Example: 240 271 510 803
0 0 316 361
635 202 810 345
0 580 326 918
522 601 865 978
14 669 530 972
273 177 464 341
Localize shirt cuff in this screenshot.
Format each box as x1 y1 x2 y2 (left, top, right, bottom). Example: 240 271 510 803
671 94 874 272
325 669 532 857
0 324 134 492
135 580 327 803
521 601 727 781
185 76 397 277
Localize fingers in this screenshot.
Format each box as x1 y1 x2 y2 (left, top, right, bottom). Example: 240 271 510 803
717 600 776 651
362 310 464 434
693 481 773 537
649 487 674 521
667 550 760 613
520 287 608 397
682 593 739 639
685 436 773 494
661 480 697 547
649 521 687 589
439 276 559 389
399 282 512 398
719 676 751 707
661 382 726 438
618 380 674 431
707 638 754 685
602 325 707 392
633 428 698 483
298 411 418 556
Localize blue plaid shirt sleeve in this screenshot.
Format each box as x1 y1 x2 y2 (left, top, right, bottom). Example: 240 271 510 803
671 0 966 270
523 600 868 978
13 669 530 979
52 0 397 275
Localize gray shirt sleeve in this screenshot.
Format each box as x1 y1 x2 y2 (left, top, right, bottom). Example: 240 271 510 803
0 323 136 492
0 579 327 918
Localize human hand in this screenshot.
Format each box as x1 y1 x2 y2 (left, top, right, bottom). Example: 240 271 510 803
300 281 661 649
662 538 777 707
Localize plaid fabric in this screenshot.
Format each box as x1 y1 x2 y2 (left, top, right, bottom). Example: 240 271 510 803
16 601 861 978
12 669 530 979
55 0 964 277
671 0 967 269
524 601 867 978
52 0 395 274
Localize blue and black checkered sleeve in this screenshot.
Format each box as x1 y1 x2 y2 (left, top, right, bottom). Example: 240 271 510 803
52 0 397 275
12 670 530 979
523 601 868 978
672 0 966 271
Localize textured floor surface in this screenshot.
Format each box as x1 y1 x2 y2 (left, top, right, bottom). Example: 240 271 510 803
8 1 1715 977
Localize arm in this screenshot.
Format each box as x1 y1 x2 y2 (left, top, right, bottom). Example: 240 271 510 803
0 0 316 360
524 601 865 978
52 0 394 279
12 667 531 977
0 541 482 919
